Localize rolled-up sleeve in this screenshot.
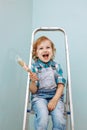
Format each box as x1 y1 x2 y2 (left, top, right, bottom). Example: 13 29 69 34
55 64 66 86
31 63 36 73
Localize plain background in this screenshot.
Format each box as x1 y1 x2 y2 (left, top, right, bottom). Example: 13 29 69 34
0 0 87 130
0 0 33 130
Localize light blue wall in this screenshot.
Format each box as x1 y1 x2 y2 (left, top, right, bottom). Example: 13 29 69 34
32 0 87 130
1 1 87 130
0 0 32 130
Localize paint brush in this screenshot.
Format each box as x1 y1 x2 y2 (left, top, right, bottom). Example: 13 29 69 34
16 57 32 73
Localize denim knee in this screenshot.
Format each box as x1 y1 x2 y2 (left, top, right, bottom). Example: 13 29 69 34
50 100 66 130
32 98 49 130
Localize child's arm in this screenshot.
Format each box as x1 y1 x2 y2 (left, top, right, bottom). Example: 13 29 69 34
47 83 64 111
29 72 38 94
17 56 38 93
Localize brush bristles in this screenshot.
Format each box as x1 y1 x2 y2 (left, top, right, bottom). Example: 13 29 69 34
16 57 32 73
18 60 24 67
17 58 25 67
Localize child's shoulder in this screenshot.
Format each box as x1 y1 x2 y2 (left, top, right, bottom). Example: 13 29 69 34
31 60 40 72
31 60 41 70
51 60 59 68
51 60 62 71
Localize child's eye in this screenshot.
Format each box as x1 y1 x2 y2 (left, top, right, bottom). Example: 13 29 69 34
46 46 50 49
39 47 43 50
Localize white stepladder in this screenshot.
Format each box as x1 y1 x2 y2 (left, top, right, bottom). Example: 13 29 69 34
22 27 74 130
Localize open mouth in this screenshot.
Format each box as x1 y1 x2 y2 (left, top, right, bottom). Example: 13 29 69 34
42 54 49 58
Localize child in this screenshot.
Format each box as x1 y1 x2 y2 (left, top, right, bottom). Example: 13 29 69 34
29 36 66 130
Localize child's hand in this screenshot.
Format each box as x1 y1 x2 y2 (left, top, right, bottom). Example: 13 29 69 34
29 72 38 82
47 98 58 111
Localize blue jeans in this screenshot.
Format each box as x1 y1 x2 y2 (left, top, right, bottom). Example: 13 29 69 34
32 98 66 130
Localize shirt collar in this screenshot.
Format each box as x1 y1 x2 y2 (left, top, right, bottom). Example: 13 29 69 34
37 59 52 68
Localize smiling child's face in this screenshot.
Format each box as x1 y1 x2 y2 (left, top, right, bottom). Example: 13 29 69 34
36 40 53 63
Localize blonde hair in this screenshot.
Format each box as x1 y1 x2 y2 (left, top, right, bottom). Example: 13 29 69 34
32 36 56 60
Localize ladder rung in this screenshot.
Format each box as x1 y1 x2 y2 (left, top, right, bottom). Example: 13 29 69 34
67 111 71 115
64 111 71 115
27 109 71 115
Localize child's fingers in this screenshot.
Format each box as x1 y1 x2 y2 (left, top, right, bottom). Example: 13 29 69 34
30 73 38 81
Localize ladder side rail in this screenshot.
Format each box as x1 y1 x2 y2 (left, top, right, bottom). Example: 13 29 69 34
22 32 35 130
22 74 30 130
65 81 69 130
64 34 74 130
66 80 72 130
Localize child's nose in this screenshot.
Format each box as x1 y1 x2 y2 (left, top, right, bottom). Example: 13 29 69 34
43 48 47 52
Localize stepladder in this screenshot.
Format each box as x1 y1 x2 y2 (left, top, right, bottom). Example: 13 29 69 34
22 27 74 130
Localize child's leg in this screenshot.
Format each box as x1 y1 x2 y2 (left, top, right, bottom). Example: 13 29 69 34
32 98 49 130
50 100 66 130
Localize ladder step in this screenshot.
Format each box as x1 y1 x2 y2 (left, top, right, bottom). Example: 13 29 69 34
67 111 71 115
27 109 34 114
27 109 71 115
27 109 31 113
